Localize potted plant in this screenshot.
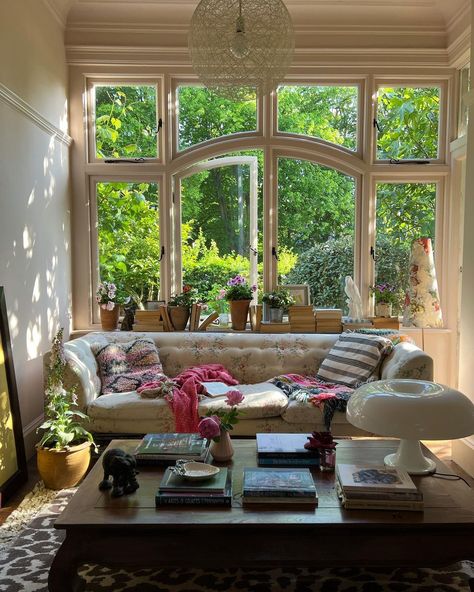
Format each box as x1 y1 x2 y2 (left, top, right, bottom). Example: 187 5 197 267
96 281 126 331
168 285 199 330
224 275 256 331
370 283 399 318
262 288 295 323
36 329 97 490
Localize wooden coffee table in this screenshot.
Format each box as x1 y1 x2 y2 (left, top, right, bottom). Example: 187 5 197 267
49 439 474 592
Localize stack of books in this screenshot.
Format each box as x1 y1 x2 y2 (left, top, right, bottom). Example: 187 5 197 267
242 467 318 508
315 308 343 333
132 310 165 332
256 433 320 468
259 321 291 333
336 464 424 511
134 433 210 466
289 306 315 333
156 467 232 507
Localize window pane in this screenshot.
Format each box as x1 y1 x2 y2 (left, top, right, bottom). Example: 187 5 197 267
177 86 257 151
97 182 160 303
458 65 470 138
278 159 356 309
180 159 261 309
95 85 158 159
375 183 436 313
278 85 358 151
376 87 440 160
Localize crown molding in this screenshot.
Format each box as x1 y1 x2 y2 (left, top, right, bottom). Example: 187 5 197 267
66 44 452 69
0 83 73 147
447 26 471 68
40 0 69 28
446 0 471 35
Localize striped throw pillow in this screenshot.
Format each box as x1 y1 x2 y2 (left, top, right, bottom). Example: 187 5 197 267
316 333 393 387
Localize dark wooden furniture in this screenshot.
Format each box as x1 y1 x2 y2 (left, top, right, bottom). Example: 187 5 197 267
50 439 474 592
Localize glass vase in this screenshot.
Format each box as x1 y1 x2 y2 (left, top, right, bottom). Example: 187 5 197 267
320 448 336 472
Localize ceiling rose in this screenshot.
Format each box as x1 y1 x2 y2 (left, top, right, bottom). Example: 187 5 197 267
189 0 295 100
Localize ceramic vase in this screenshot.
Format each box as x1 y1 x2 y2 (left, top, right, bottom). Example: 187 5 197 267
210 429 234 462
229 299 251 331
100 305 119 331
168 305 190 330
375 302 392 318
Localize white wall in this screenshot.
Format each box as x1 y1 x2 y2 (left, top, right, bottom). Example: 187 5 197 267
0 0 72 457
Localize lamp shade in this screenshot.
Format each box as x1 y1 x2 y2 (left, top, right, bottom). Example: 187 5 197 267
347 379 474 474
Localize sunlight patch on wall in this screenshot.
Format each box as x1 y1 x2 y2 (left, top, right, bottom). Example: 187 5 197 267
22 226 35 260
32 274 41 303
26 316 42 360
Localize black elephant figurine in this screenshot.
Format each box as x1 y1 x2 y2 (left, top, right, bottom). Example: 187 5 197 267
98 448 139 497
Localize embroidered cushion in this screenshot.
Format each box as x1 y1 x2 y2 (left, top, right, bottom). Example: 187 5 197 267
91 338 164 394
316 333 393 387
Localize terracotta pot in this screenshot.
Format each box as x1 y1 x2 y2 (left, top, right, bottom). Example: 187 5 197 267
100 305 119 331
375 302 393 318
168 305 190 330
210 429 234 462
229 299 251 331
37 441 91 490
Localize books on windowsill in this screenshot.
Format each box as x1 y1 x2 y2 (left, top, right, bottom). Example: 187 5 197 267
134 433 210 465
156 467 232 507
336 463 424 511
242 467 318 508
256 433 320 468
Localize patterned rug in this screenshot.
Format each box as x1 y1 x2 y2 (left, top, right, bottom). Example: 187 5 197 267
0 486 473 592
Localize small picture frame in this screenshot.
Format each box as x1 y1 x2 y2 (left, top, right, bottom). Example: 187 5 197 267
279 284 310 306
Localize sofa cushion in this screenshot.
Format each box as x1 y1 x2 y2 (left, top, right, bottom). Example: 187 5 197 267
199 382 289 420
281 399 348 426
91 338 164 394
88 391 174 421
316 333 392 387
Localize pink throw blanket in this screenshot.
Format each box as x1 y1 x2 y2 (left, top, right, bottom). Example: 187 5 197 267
137 364 238 432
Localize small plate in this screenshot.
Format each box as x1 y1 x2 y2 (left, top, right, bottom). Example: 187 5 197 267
179 462 220 481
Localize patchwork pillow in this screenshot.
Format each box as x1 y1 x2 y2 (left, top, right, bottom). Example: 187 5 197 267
91 338 164 394
316 333 393 388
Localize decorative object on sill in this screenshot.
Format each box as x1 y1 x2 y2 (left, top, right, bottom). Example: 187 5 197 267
36 328 96 489
198 389 245 462
224 275 256 331
198 311 219 331
304 431 337 472
98 448 139 498
262 288 295 323
280 284 310 306
168 285 200 331
375 302 392 318
100 306 119 331
347 379 474 475
344 276 363 320
189 0 294 100
120 301 137 331
96 281 128 331
406 238 443 328
370 283 399 319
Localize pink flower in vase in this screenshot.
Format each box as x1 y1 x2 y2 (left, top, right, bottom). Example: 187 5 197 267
225 389 245 407
198 415 221 440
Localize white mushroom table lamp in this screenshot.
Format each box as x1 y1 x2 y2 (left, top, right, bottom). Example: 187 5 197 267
346 379 474 475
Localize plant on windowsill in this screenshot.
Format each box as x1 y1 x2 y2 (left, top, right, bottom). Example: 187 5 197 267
370 283 400 318
224 275 257 331
168 285 199 330
96 281 128 331
36 329 97 490
262 288 295 323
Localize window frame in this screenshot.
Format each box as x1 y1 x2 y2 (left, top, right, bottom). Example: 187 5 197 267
273 78 366 159
373 78 449 165
171 77 264 159
86 77 164 165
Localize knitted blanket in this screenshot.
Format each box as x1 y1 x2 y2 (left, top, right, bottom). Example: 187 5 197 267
270 374 353 429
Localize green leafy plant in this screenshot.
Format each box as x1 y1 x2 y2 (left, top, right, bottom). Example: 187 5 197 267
262 288 295 309
168 285 199 309
37 329 96 451
370 283 400 306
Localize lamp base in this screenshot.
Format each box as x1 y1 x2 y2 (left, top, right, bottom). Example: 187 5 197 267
384 439 436 475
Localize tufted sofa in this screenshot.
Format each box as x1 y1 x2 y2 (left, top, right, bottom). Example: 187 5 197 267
59 331 433 437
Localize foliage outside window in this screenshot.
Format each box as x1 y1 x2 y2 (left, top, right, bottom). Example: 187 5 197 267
376 87 440 160
94 85 158 159
375 182 436 314
278 158 356 310
97 181 160 305
177 86 257 151
278 85 358 151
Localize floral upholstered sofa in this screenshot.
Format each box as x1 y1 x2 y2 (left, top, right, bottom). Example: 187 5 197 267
59 331 433 437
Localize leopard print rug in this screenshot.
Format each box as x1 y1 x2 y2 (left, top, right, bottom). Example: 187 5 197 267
0 488 473 592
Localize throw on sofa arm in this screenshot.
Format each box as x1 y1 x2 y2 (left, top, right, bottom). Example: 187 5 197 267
60 340 102 412
381 341 433 382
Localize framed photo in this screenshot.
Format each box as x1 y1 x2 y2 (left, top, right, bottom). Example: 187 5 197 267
279 284 311 306
0 287 27 504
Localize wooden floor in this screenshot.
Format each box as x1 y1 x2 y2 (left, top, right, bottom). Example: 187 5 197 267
1 440 472 527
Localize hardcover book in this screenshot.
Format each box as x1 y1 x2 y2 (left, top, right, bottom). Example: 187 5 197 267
201 382 235 398
156 471 232 507
336 464 418 494
135 433 209 459
256 433 319 458
243 468 317 497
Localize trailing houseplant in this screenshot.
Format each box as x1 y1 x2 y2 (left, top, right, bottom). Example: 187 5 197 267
168 285 199 330
37 329 97 489
262 288 295 322
224 275 256 330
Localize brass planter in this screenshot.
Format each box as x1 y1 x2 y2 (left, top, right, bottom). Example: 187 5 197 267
36 441 91 490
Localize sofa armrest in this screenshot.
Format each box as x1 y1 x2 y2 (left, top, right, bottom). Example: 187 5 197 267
380 341 433 381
